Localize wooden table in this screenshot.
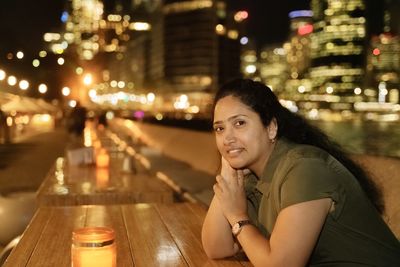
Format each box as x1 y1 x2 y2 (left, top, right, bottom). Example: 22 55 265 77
36 152 174 206
4 203 251 266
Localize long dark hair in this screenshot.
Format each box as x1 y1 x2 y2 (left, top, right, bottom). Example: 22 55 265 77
213 78 384 214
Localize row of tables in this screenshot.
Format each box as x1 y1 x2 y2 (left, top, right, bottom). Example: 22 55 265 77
4 126 251 266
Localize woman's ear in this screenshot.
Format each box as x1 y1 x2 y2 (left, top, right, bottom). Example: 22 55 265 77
268 118 278 140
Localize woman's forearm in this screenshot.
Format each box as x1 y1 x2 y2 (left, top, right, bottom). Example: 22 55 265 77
201 196 239 258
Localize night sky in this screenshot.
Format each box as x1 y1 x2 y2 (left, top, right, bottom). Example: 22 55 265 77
0 0 386 56
229 0 310 46
0 0 310 53
0 0 64 55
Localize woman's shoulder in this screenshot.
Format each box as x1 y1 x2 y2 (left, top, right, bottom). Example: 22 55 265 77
277 141 350 183
284 142 331 163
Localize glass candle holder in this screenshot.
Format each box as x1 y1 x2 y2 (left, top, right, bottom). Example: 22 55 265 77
96 148 110 168
96 168 110 190
71 227 116 267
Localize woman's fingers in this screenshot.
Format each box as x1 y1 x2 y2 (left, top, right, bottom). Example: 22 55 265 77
213 183 220 194
221 157 235 178
214 175 224 194
242 168 251 176
237 170 244 187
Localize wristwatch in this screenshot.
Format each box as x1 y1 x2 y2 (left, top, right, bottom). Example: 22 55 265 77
232 220 252 236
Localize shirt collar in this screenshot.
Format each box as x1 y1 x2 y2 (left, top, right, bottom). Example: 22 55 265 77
259 138 293 183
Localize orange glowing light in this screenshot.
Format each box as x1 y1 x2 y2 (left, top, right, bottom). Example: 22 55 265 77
72 227 116 267
96 149 110 168
234 11 249 22
373 48 380 56
298 24 313 35
96 168 110 190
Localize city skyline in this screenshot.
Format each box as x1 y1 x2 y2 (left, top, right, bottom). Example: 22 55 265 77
0 1 342 52
0 0 387 55
0 0 397 108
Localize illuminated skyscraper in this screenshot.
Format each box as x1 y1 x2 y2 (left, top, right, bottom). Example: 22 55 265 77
310 0 366 103
43 0 240 110
64 0 104 60
102 0 158 91
366 0 400 104
284 10 313 99
161 0 241 93
368 35 400 103
42 0 155 104
258 45 288 95
287 10 313 81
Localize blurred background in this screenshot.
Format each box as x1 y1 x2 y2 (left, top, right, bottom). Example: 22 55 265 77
0 0 399 157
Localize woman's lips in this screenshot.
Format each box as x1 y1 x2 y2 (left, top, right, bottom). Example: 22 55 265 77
226 148 243 156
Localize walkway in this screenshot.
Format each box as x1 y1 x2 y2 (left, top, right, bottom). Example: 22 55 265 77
0 127 69 193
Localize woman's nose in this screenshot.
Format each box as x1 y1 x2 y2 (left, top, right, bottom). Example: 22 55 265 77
223 127 235 145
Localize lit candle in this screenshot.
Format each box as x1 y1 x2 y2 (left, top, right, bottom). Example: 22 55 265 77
96 168 110 190
96 148 110 168
71 227 116 267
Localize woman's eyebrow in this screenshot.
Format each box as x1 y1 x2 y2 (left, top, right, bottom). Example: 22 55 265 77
213 114 249 125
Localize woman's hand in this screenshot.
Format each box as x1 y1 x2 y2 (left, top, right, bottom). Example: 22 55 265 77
214 157 249 225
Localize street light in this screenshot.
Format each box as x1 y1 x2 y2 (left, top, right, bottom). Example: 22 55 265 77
0 69 6 80
83 74 92 85
16 51 24 59
7 76 17 86
57 57 65 65
19 80 29 90
38 84 47 94
62 86 71 96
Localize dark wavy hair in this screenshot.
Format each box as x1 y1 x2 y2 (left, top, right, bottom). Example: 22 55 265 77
213 78 383 214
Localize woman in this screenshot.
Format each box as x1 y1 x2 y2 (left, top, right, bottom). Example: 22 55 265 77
202 79 400 266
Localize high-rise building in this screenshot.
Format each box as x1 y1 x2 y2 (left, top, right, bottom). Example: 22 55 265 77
309 0 366 105
44 0 241 111
42 0 155 105
384 0 400 36
160 0 241 93
258 45 288 95
103 0 158 92
365 0 400 104
287 10 313 80
284 10 313 100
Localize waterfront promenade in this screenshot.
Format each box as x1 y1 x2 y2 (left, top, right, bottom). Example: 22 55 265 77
0 118 398 260
0 127 69 256
110 118 400 239
0 127 69 193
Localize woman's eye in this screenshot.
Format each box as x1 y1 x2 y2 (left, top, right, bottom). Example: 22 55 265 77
214 126 223 132
235 120 245 127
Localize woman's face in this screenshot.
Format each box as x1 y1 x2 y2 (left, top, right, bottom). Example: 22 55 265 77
213 95 276 175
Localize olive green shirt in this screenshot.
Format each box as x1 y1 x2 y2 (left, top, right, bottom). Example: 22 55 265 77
245 139 400 266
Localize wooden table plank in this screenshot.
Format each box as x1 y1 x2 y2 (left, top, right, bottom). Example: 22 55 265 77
4 203 251 267
3 208 53 266
36 152 173 206
24 207 85 267
122 204 188 266
157 203 248 267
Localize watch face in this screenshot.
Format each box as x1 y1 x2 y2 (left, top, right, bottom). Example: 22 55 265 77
232 220 251 236
232 222 241 235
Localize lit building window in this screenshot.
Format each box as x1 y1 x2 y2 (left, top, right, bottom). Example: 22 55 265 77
163 0 213 14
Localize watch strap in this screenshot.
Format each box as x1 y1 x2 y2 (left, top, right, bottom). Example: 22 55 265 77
232 219 252 236
237 219 252 227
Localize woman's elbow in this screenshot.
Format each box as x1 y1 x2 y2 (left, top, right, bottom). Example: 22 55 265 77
202 239 237 259
203 245 234 259
203 247 223 259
